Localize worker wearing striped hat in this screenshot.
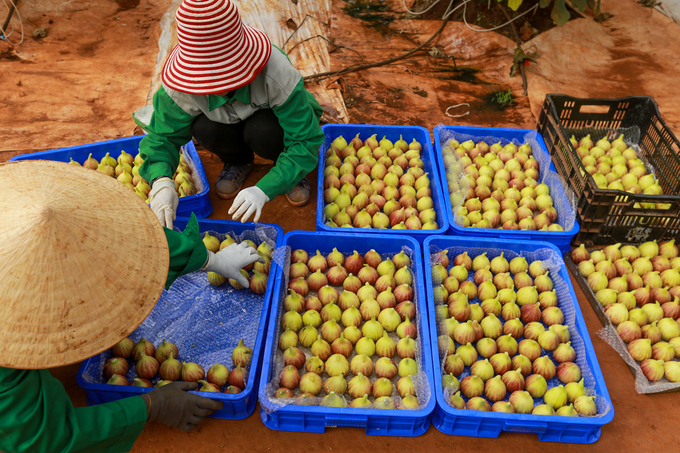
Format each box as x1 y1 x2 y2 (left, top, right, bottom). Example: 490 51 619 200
138 0 324 226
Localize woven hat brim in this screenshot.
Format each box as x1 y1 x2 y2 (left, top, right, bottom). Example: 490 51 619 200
162 24 272 95
0 161 170 369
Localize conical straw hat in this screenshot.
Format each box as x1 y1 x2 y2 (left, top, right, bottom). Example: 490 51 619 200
0 160 169 369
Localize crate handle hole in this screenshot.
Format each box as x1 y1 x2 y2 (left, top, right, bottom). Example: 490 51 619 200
579 105 611 114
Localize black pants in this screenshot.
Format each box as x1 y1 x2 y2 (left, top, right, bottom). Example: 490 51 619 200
191 109 285 166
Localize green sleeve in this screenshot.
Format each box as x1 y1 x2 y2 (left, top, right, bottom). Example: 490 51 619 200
256 80 324 199
163 213 209 289
139 87 195 184
0 367 147 453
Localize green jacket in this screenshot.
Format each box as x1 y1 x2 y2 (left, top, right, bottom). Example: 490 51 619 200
138 45 324 200
0 215 208 453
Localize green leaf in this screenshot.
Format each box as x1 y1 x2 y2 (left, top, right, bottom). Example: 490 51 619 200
571 0 587 10
508 0 523 11
551 0 571 26
540 0 552 8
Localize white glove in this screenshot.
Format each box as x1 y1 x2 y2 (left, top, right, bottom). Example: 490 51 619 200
201 242 262 287
228 186 269 223
149 177 179 229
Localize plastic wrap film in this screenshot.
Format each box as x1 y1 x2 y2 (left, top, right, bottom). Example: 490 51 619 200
436 127 577 232
319 132 431 227
571 126 641 151
627 144 658 186
572 126 659 179
179 145 204 194
523 131 551 184
319 134 332 225
596 326 680 394
570 248 680 394
429 244 612 417
436 134 469 228
81 227 277 388
572 128 662 211
260 245 431 413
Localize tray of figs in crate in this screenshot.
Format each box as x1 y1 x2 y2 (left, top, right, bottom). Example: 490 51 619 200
537 94 680 246
10 135 212 218
257 231 436 436
317 124 448 242
424 236 613 443
433 125 579 253
76 217 283 419
566 240 680 394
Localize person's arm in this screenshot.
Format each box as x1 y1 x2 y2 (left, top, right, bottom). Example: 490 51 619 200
163 213 209 289
162 213 261 289
255 79 324 200
0 367 147 453
138 87 195 185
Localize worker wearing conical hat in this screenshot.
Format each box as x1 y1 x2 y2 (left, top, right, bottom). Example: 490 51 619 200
0 161 261 452
136 0 324 227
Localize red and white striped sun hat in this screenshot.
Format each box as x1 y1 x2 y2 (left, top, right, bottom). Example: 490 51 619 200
162 0 272 95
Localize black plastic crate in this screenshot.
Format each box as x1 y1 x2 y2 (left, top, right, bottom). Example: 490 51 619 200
537 94 680 246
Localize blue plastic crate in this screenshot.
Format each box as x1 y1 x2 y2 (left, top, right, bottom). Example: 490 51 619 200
433 125 579 253
316 124 448 243
76 218 283 420
423 235 614 443
10 136 212 219
258 231 436 436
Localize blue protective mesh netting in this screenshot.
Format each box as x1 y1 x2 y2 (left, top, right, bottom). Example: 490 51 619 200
81 226 278 387
260 245 432 413
436 127 577 231
429 244 612 417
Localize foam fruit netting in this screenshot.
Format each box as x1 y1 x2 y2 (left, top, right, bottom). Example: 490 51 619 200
429 244 611 417
260 245 432 413
436 127 578 231
82 226 278 388
570 247 680 394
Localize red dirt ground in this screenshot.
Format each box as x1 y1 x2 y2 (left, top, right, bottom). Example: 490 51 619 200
4 0 680 451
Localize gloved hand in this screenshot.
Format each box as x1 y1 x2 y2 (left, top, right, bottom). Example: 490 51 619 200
228 186 269 223
202 242 263 287
144 381 223 432
149 177 179 229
